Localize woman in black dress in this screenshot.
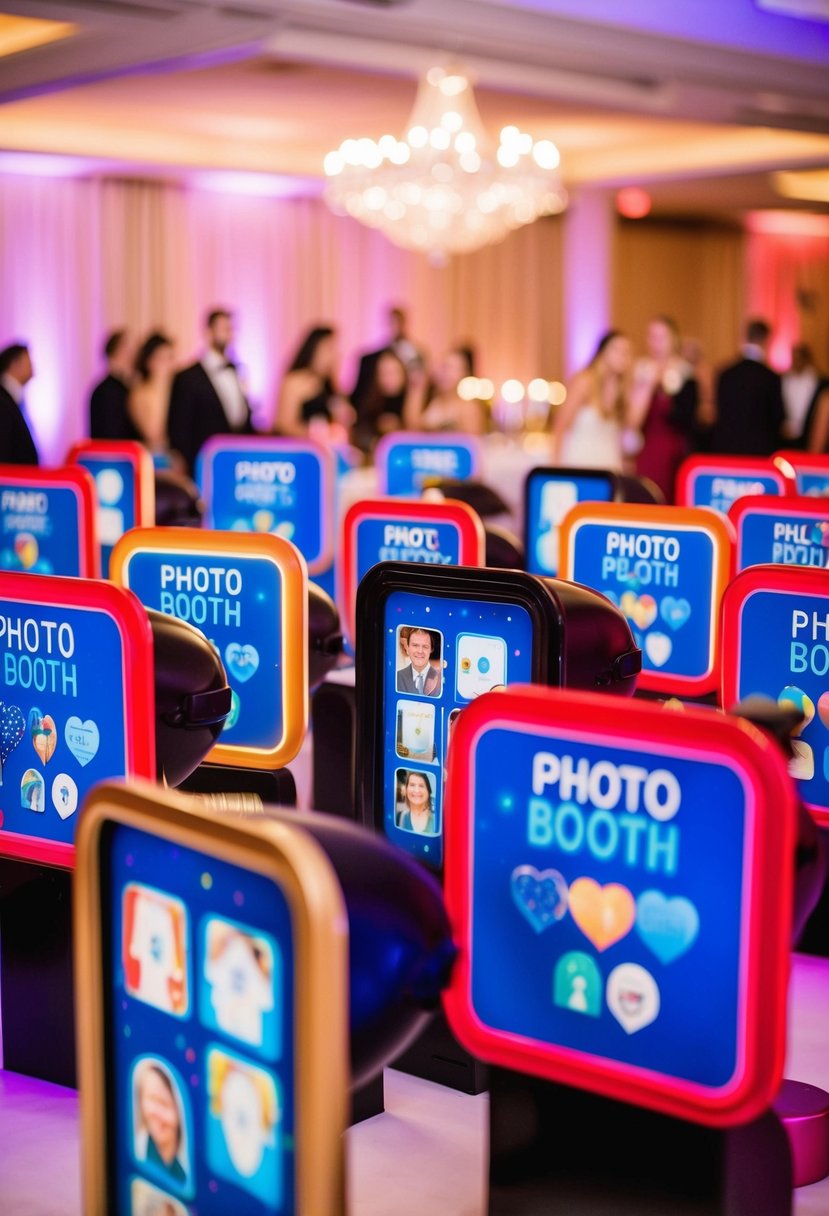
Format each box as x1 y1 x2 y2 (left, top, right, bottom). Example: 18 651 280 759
274 325 353 437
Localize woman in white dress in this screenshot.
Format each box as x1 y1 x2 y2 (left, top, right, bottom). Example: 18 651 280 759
551 331 631 470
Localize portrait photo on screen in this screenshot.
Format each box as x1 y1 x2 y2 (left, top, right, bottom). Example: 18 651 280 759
130 1057 192 1197
201 916 279 1058
123 884 189 1018
130 1175 189 1216
206 1047 281 1205
394 768 439 836
395 625 444 698
395 700 437 763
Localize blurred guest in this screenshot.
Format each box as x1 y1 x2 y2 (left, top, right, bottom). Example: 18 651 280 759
629 316 697 502
129 332 175 456
274 325 353 438
168 309 252 475
351 304 423 418
353 348 426 450
551 330 631 471
803 378 829 454
712 319 784 457
414 345 484 435
89 329 139 441
680 336 715 446
0 342 38 465
782 344 819 445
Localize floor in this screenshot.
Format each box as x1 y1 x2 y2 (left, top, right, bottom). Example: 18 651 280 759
1 953 827 1215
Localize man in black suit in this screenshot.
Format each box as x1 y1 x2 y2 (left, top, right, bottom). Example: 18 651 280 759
396 627 441 697
712 319 785 456
0 342 38 465
168 308 254 475
89 329 139 441
351 305 422 419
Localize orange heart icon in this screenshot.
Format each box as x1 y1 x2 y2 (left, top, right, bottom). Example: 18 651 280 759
568 878 635 952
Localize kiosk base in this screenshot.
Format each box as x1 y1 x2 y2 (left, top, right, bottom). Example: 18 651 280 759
488 1068 793 1215
179 763 297 806
392 1011 488 1095
0 859 75 1088
351 1072 385 1125
311 676 358 820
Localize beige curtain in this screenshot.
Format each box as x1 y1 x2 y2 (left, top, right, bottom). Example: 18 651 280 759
613 218 745 369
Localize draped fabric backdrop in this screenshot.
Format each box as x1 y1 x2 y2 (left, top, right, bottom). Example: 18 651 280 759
745 224 829 372
0 173 564 464
613 218 746 372
2 169 825 466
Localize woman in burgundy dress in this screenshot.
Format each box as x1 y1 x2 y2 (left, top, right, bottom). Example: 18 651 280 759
628 316 698 503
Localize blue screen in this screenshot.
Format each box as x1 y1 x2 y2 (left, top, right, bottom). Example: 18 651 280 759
381 589 534 869
570 522 714 681
105 822 295 1216
526 472 614 576
124 552 283 753
735 588 829 814
738 510 829 572
799 472 829 497
384 440 476 496
690 472 781 515
469 728 745 1087
0 602 127 846
202 448 326 571
0 483 85 576
76 456 137 577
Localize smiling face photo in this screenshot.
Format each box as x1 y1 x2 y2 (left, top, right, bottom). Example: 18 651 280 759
395 625 443 698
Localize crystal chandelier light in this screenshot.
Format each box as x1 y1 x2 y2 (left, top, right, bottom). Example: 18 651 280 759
322 66 567 262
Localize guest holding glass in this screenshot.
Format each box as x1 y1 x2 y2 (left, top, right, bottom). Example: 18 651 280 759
274 325 354 439
628 315 698 502
129 332 175 457
551 330 631 471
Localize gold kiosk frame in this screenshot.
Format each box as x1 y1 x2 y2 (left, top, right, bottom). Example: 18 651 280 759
74 780 348 1215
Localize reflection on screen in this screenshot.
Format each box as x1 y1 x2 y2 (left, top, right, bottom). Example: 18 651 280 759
104 824 294 1215
382 590 534 868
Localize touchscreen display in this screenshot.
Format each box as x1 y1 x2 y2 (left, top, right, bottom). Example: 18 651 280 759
381 589 533 868
104 823 294 1216
526 471 613 577
0 602 129 849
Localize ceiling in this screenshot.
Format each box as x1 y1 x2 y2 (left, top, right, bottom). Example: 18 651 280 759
0 0 828 217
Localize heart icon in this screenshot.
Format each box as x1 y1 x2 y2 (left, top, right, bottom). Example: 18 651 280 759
29 708 58 765
65 717 100 767
660 597 691 631
0 702 25 781
636 890 700 964
620 591 658 631
606 963 660 1035
225 642 260 684
510 865 568 933
644 632 672 668
568 878 635 952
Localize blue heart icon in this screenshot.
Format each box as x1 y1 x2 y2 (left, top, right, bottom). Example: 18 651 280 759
636 890 699 964
511 865 568 933
660 596 691 631
225 642 260 684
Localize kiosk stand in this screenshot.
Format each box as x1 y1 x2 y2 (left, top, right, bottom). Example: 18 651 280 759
444 686 796 1213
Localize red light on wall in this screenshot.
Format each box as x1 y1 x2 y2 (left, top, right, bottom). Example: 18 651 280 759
616 187 652 219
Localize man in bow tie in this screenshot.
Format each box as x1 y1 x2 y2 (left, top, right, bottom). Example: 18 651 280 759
0 342 38 465
168 308 254 476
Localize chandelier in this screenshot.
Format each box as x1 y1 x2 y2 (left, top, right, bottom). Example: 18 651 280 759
322 65 567 262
